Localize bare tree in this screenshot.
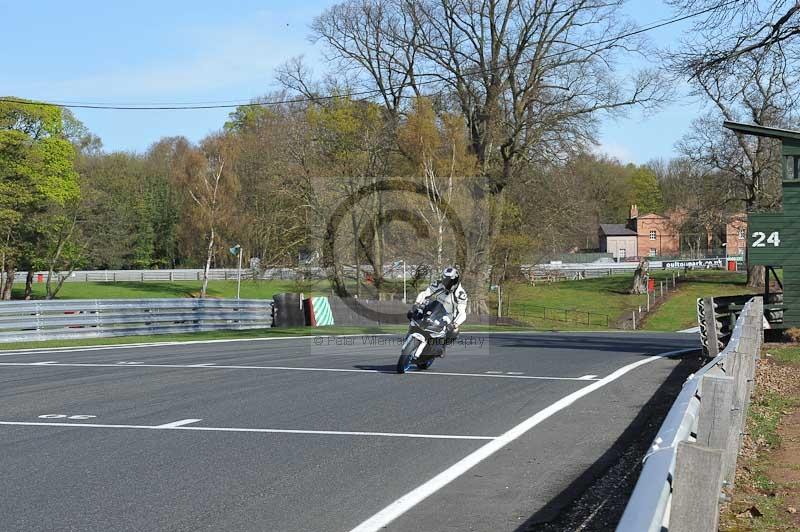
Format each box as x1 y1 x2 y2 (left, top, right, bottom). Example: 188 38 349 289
173 135 239 298
676 49 793 286
311 0 666 312
311 0 421 117
668 0 800 79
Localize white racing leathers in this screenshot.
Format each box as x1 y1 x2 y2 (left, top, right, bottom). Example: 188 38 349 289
414 281 468 328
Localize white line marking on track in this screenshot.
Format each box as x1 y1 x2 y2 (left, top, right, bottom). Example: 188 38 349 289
0 421 495 440
31 361 58 365
0 333 397 356
578 374 598 380
0 329 656 356
348 354 665 532
156 419 202 428
0 362 600 381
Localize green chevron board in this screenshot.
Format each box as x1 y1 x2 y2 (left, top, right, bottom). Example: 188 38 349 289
311 297 334 326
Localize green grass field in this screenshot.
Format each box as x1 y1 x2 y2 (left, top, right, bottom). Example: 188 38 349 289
12 279 331 300
641 271 756 331
496 275 647 331
492 270 750 332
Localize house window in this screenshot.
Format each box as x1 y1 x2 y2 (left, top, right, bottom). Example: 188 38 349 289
649 230 657 241
649 248 657 257
738 228 746 240
619 248 626 259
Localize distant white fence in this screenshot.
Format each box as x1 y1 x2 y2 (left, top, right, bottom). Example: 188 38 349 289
6 257 740 286
10 269 287 284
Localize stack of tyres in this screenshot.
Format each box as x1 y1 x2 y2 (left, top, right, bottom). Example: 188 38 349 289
272 293 305 327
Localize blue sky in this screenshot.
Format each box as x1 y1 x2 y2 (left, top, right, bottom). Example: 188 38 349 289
1 0 707 163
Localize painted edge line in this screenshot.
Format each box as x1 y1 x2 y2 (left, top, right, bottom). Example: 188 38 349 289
156 419 202 428
0 421 494 440
348 354 666 532
0 362 600 381
651 348 699 358
0 333 395 356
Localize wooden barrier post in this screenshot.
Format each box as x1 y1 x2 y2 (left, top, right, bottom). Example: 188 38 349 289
702 297 720 357
670 441 725 532
697 372 736 483
723 329 756 487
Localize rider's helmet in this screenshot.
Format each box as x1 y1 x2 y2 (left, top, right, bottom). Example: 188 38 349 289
441 267 460 291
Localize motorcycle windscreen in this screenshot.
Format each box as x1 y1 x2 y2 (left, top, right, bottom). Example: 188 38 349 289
421 300 450 323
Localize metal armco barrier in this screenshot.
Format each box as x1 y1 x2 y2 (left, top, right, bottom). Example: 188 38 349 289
617 297 763 532
0 299 273 343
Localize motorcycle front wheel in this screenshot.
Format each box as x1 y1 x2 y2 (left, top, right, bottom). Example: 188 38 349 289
397 336 422 374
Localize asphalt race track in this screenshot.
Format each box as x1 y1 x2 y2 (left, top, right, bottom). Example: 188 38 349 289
0 331 697 532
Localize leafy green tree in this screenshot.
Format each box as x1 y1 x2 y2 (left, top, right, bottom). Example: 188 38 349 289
0 98 79 299
627 165 664 216
307 96 390 295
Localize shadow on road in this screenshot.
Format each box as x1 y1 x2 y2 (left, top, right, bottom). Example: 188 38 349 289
492 331 697 356
353 364 397 373
515 353 702 532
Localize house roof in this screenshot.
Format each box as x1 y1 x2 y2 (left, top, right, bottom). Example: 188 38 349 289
599 224 637 237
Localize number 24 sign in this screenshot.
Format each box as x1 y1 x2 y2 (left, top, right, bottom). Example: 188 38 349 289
752 231 781 247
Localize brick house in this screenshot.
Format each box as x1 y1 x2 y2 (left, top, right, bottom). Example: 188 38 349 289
632 207 681 258
725 215 748 257
598 205 747 260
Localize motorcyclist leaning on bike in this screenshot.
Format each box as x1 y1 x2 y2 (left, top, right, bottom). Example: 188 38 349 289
413 267 468 347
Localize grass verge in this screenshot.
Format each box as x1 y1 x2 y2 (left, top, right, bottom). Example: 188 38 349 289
11 279 331 300
498 270 751 332
720 345 800 531
641 271 755 332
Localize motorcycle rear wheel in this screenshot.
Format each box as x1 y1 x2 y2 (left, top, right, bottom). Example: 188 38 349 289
415 357 434 370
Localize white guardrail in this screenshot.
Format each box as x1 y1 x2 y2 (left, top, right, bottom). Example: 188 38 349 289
616 296 763 532
0 299 273 343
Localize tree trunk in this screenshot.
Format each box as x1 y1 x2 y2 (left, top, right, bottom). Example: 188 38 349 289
436 219 444 274
466 185 506 316
372 175 384 290
351 208 361 298
47 262 77 300
2 265 14 300
201 227 215 298
23 270 34 300
630 258 649 294
46 213 78 299
746 264 765 288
